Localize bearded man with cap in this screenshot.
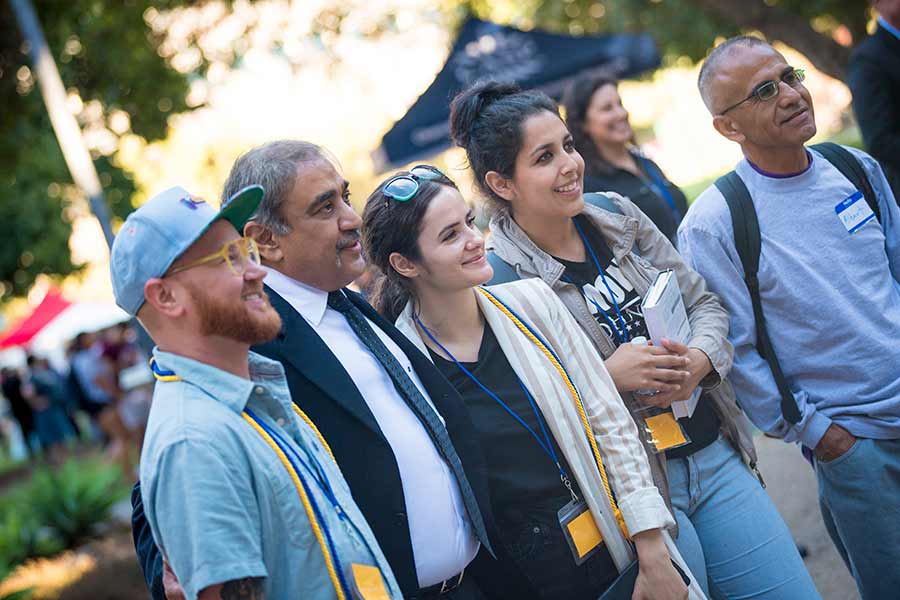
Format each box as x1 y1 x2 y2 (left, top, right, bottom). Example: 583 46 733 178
110 185 401 600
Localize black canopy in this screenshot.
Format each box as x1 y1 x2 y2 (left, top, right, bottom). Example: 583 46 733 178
373 17 661 171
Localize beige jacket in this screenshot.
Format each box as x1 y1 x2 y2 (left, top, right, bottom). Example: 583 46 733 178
395 279 675 570
487 195 759 507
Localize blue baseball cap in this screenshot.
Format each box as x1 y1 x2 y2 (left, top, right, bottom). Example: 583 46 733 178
110 185 263 316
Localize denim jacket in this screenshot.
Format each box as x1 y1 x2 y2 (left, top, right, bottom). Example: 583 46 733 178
487 194 760 511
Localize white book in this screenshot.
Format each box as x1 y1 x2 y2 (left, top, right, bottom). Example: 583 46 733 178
641 270 701 419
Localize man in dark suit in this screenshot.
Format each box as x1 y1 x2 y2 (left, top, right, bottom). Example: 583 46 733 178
849 0 900 199
132 140 504 600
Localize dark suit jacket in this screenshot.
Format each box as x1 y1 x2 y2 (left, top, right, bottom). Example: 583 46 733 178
849 23 900 199
131 286 499 597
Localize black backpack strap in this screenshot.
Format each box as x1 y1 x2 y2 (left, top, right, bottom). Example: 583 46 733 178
714 172 802 424
487 193 624 286
811 142 880 223
485 251 520 285
584 192 624 215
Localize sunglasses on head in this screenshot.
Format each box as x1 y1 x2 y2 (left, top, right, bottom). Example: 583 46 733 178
382 165 448 203
719 67 806 116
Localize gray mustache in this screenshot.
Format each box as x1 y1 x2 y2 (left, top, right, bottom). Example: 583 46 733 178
337 231 360 250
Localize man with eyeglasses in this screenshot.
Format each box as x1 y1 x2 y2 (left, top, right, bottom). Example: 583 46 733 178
678 36 900 600
849 0 900 200
131 142 503 600
112 185 401 599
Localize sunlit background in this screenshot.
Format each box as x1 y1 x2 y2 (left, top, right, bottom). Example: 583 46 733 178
12 0 859 318
0 2 875 597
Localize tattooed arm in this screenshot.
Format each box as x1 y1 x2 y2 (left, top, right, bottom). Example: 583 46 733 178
199 577 265 599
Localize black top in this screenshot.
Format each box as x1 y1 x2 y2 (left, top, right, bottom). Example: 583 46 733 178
429 325 581 519
849 23 900 199
1 373 33 433
555 217 719 459
583 152 688 244
429 324 618 598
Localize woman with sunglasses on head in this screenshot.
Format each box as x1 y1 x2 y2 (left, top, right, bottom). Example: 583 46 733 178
563 75 688 245
362 166 691 600
447 81 820 600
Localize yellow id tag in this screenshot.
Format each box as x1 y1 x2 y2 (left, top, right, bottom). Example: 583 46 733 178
644 410 689 452
349 563 391 600
558 499 603 565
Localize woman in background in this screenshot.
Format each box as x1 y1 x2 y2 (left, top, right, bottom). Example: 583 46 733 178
564 75 688 244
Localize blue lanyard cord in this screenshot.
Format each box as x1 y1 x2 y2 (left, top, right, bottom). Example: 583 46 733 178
565 280 630 346
415 315 573 493
571 218 631 343
244 408 352 597
639 156 681 220
247 410 389 585
246 408 341 511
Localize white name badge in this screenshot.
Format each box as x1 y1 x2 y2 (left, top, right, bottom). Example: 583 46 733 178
835 191 875 234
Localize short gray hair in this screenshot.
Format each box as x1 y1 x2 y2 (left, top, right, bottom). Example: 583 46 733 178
221 140 336 234
698 35 771 114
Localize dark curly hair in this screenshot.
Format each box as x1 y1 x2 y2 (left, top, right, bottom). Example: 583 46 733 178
562 74 625 177
448 80 559 214
362 169 459 321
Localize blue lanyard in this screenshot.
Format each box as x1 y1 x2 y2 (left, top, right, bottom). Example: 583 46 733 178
879 17 900 42
244 408 354 596
245 409 390 595
571 218 631 343
415 315 577 499
639 156 681 222
246 408 342 513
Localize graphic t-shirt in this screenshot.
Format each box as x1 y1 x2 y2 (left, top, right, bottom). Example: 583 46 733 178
555 216 720 459
555 224 648 345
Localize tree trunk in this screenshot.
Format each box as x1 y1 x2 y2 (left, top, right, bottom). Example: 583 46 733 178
688 0 852 82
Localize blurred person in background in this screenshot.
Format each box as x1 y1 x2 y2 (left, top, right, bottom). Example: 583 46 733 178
70 332 114 423
116 341 153 458
1 366 35 457
70 330 132 471
849 0 900 199
565 75 688 244
25 355 74 464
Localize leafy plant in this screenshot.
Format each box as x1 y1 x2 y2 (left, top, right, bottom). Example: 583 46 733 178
0 500 63 572
25 458 127 549
0 505 46 600
0 455 127 583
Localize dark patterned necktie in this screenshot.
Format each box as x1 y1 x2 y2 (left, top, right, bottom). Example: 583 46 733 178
327 290 491 552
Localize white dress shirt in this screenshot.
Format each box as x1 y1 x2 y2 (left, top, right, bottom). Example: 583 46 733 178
263 268 479 587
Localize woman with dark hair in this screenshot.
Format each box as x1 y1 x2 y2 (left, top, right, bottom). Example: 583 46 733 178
447 81 820 600
362 166 691 599
564 75 688 243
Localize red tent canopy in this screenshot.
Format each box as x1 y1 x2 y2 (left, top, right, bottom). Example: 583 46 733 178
0 290 71 350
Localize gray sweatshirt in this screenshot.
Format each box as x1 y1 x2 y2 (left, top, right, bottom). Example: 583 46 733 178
678 146 900 448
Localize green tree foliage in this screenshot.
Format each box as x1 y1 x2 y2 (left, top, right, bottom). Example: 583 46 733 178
0 0 869 303
0 1 199 302
451 0 866 81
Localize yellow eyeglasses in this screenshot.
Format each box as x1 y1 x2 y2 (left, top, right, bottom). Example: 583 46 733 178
168 237 261 277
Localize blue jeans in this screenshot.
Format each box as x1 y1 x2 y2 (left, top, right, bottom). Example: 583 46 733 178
666 436 820 599
816 437 900 600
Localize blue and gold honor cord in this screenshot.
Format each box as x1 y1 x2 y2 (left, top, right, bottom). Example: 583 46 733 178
475 287 629 538
150 358 351 599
